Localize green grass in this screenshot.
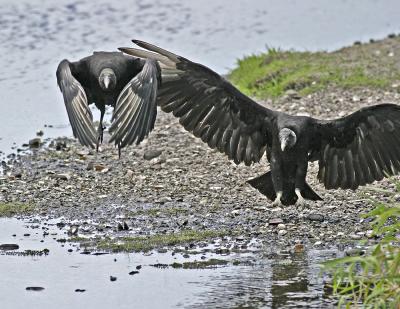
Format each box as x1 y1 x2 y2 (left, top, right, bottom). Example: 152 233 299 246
93 229 231 252
324 192 400 308
0 202 35 217
229 47 394 99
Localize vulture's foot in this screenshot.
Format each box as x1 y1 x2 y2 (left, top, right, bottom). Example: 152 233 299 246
271 192 283 207
295 189 307 207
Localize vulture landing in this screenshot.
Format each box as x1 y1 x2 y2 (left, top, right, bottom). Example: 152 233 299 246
56 51 161 155
119 40 400 206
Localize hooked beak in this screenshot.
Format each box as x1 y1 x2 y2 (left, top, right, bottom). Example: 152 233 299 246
104 76 110 89
281 141 287 152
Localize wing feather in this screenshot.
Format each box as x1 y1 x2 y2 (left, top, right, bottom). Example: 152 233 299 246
109 58 160 147
119 40 277 165
56 60 97 148
313 104 400 189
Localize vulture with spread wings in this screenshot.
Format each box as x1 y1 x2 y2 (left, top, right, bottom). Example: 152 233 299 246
118 40 400 206
56 51 160 155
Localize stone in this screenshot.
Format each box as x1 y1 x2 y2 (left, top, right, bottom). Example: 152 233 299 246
269 218 283 225
26 287 45 291
307 214 325 222
144 149 163 160
110 276 117 282
28 138 41 148
278 229 287 236
277 223 286 230
0 244 19 250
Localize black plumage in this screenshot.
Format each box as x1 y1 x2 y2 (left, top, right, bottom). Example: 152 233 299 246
119 40 400 206
56 51 160 153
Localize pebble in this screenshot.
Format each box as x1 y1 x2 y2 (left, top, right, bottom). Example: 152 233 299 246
307 214 325 222
345 248 365 256
269 218 283 225
278 230 287 236
129 271 140 275
0 244 19 250
110 276 117 282
26 287 45 291
75 289 86 292
143 149 162 160
277 223 286 230
28 138 41 148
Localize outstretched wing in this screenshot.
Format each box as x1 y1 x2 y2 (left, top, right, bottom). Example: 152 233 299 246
119 40 276 165
312 104 400 190
109 58 160 148
56 59 97 148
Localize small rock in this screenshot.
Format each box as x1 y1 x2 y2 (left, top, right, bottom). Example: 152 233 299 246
345 248 365 257
307 214 324 222
278 229 287 236
53 173 71 181
36 130 44 137
285 89 301 99
314 241 322 246
26 287 45 291
86 162 94 170
75 289 86 293
294 243 304 253
110 276 117 282
136 265 142 270
269 218 283 225
68 226 79 236
144 149 162 160
28 138 41 148
129 271 140 275
277 223 286 230
94 164 106 172
0 244 19 250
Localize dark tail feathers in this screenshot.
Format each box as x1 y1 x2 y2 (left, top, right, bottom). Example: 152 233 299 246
247 171 322 204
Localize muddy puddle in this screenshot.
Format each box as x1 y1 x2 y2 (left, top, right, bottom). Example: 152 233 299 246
0 217 338 308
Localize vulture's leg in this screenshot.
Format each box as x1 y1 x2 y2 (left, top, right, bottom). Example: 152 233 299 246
295 189 306 206
295 161 308 206
270 158 283 206
118 142 122 159
96 109 105 151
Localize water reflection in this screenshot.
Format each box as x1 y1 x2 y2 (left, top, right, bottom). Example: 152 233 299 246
187 248 337 308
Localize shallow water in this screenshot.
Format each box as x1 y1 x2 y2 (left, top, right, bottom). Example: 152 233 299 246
1 0 400 157
0 217 338 308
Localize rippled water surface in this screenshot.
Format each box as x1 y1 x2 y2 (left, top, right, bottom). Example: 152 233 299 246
0 218 338 308
1 0 400 155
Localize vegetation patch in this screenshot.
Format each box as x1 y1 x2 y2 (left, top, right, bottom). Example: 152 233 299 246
0 202 35 217
229 38 400 99
171 258 229 269
324 192 400 307
89 229 231 252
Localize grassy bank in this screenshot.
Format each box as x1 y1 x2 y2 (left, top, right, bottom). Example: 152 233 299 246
0 202 35 217
229 36 400 99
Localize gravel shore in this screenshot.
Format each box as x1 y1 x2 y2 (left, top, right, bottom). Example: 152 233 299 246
2 38 400 252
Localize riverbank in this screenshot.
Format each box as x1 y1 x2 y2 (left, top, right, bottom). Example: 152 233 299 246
2 37 400 253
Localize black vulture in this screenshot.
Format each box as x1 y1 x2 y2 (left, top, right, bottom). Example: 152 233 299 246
56 51 161 155
119 40 400 206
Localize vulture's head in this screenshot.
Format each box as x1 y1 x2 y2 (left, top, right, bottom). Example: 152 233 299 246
279 128 297 151
99 68 117 91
